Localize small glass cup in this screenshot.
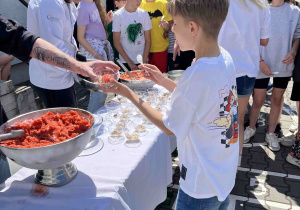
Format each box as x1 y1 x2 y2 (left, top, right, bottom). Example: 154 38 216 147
107 121 125 145
96 68 118 89
132 115 148 137
147 88 160 97
123 121 142 148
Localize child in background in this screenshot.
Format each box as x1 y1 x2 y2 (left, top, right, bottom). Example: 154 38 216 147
140 0 172 73
218 0 271 153
113 0 152 71
245 0 300 151
107 0 127 62
167 30 179 71
286 44 300 168
99 0 239 208
77 0 114 113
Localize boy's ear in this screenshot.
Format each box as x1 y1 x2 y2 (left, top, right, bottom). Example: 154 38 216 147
189 21 199 36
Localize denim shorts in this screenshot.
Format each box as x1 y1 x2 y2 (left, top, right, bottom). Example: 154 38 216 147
236 75 256 97
174 188 230 210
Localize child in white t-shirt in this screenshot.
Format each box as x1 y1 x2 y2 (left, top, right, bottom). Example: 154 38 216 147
113 0 152 71
99 0 238 208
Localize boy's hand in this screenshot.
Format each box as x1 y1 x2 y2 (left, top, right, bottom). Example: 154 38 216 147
139 64 167 85
282 51 296 64
98 79 132 98
159 20 171 31
107 10 114 24
128 61 138 71
260 61 273 76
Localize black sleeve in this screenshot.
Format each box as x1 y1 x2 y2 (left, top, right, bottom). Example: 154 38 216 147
0 14 39 62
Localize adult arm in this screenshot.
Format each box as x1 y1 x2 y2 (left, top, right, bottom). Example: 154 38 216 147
0 14 39 62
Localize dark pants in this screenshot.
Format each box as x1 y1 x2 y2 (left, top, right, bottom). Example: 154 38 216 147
0 103 8 126
31 84 77 108
0 103 10 184
168 53 180 71
178 50 195 70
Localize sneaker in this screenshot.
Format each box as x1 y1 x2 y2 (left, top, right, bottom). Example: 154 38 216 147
265 133 280 151
281 133 296 147
244 126 256 143
275 123 284 141
286 154 300 168
289 121 298 133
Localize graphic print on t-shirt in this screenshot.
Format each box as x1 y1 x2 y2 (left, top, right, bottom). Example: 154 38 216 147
126 21 143 44
147 10 163 19
208 84 238 148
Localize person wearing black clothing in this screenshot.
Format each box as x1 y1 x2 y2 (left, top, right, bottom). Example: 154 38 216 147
106 0 115 12
285 46 300 168
0 14 119 183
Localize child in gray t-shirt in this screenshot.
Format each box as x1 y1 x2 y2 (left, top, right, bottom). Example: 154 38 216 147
245 1 300 152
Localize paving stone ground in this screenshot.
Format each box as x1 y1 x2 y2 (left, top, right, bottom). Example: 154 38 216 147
10 81 300 209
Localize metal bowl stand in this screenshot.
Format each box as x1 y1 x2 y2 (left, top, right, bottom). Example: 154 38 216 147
34 162 78 187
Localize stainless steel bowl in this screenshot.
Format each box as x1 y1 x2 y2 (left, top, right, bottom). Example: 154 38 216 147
165 70 185 83
0 107 94 170
120 70 155 90
0 108 95 187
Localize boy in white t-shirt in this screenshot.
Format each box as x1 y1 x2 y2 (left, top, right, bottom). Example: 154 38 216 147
100 0 238 208
113 0 152 71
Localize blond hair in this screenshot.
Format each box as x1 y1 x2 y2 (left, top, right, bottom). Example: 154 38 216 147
239 0 269 9
167 0 229 39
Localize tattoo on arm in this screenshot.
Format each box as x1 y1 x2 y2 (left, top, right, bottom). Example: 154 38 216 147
33 47 72 70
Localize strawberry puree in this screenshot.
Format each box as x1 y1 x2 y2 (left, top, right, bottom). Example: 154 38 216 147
0 111 91 148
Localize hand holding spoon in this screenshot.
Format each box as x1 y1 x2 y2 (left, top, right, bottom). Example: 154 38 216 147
137 54 150 76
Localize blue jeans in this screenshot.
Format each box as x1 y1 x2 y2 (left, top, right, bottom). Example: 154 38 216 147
175 188 230 210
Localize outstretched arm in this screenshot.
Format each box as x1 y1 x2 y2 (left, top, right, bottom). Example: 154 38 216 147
30 38 119 81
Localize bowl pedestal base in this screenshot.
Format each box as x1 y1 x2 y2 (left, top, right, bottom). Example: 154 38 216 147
34 162 78 187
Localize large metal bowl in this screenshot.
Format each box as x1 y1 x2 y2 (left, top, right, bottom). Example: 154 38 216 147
0 107 94 170
120 70 155 90
165 70 185 83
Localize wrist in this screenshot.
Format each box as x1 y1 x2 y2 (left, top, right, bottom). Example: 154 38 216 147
93 52 98 58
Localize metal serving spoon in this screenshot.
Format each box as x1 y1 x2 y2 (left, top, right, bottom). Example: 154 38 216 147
0 129 24 141
115 58 138 80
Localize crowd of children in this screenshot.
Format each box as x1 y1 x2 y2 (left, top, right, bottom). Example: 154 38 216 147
5 0 299 209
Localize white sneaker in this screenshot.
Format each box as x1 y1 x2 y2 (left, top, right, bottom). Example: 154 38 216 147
244 127 256 143
289 121 298 133
265 133 280 151
280 133 296 147
286 154 300 168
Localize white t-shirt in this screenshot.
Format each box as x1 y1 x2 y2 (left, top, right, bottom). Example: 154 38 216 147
163 48 239 201
113 8 152 64
27 0 78 90
218 0 271 78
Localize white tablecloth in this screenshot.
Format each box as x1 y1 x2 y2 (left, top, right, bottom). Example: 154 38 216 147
0 98 173 210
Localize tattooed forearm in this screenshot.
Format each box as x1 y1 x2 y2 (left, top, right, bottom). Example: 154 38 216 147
33 47 72 70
